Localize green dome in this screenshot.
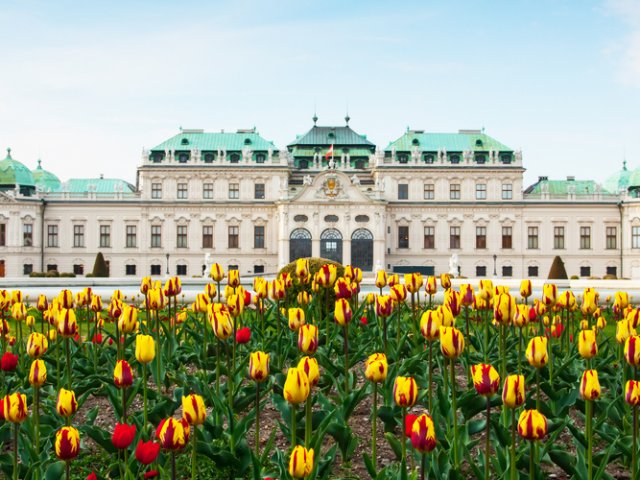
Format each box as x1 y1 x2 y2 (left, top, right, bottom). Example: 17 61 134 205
0 148 35 188
629 166 640 190
603 161 632 193
32 159 61 192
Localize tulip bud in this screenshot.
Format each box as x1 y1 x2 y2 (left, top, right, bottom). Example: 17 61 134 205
390 284 407 303
112 423 137 450
614 291 630 314
298 356 320 387
617 319 636 345
209 310 233 340
440 273 451 289
283 367 310 404
36 294 48 312
375 270 387 289
56 388 78 417
135 334 156 364
3 392 28 423
471 363 500 397
525 336 548 368
298 324 318 355
426 276 439 295
375 295 392 318
420 310 441 341
114 360 134 388
57 289 74 309
140 276 152 295
334 298 352 326
289 445 314 479
502 374 525 409
580 369 601 401
364 353 388 383
55 426 80 460
440 326 465 359
288 307 306 331
156 417 190 450
182 394 206 426
249 351 270 382
410 413 437 453
228 269 240 289
334 278 352 300
26 332 48 358
118 304 138 334
57 308 78 338
210 263 225 282
393 376 418 407
388 274 399 287
578 330 597 359
148 288 165 311
520 279 532 298
29 359 47 387
625 336 640 366
494 292 516 325
518 409 547 440
297 291 311 306
626 380 640 407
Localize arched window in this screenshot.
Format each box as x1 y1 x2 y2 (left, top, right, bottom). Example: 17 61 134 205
351 229 373 271
320 228 342 264
290 228 312 262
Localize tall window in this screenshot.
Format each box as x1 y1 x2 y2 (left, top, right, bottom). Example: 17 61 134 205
475 183 487 200
476 226 487 249
528 266 539 277
126 225 137 248
606 227 617 249
73 225 85 247
580 226 591 249
99 225 111 248
450 184 461 200
633 226 640 249
202 226 213 248
423 226 435 249
125 265 136 276
177 183 188 199
228 226 239 248
177 265 187 276
203 183 214 199
398 184 409 200
502 226 513 249
502 266 513 277
151 265 161 275
554 226 565 249
423 184 435 200
151 225 162 248
0 224 5 246
176 225 188 248
527 226 539 249
502 183 513 200
151 183 162 199
23 224 33 247
398 226 409 249
450 226 461 249
229 183 240 199
255 183 265 200
254 225 265 248
47 225 58 247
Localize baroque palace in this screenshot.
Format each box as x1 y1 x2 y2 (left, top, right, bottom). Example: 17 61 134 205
0 116 639 279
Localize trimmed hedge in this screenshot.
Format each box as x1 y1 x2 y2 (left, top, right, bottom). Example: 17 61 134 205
548 256 568 280
278 257 345 306
92 252 109 277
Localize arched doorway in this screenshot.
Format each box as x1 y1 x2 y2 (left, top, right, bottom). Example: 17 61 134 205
320 228 342 264
351 228 373 271
290 228 312 263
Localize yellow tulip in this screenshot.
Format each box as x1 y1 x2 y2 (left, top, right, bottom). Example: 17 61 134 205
502 374 525 408
135 334 156 364
209 310 233 340
334 298 352 326
283 367 310 404
375 270 387 289
471 363 500 397
364 353 388 383
298 324 318 354
182 393 206 426
297 291 312 306
57 308 77 338
393 376 418 407
420 310 441 341
29 359 47 387
56 388 78 417
580 369 601 401
617 319 636 344
249 351 270 382
298 356 320 387
425 276 437 295
494 292 516 325
439 326 465 359
542 284 557 307
525 336 548 368
518 409 547 440
3 392 28 423
288 445 314 479
210 263 225 282
440 273 451 289
26 332 48 358
520 279 532 298
118 304 138 334
578 330 597 359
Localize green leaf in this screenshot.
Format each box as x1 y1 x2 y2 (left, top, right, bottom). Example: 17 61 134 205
45 461 66 480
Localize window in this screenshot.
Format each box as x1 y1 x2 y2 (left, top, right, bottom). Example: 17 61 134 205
150 264 161 275
151 225 162 248
202 226 213 248
177 183 188 199
450 184 461 200
151 183 162 199
125 264 136 276
554 226 565 249
423 226 435 249
202 183 214 199
203 153 214 163
229 183 239 199
476 265 487 277
0 224 5 246
580 266 591 277
46 264 57 272
256 154 266 164
73 225 85 247
450 226 461 249
23 264 33 275
228 226 239 248
254 225 265 248
476 226 487 249
502 266 513 277
423 184 434 200
634 227 640 249
502 226 513 249
475 154 486 164
606 227 617 250
176 225 188 248
255 183 265 200
502 183 513 200
254 265 265 274
476 183 487 200
398 226 409 249
424 155 434 164
527 226 539 249
99 225 111 248
176 265 187 276
528 266 539 277
47 225 58 247
606 266 617 277
398 154 408 164
580 226 591 249
398 184 409 200
23 224 33 247
230 154 240 164
125 225 136 248
73 264 84 275
450 155 461 164
228 264 238 271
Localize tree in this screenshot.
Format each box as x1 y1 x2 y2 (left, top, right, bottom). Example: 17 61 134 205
547 255 568 280
92 252 109 277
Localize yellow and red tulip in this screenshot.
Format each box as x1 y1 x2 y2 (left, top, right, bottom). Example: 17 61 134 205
182 394 206 426
26 332 48 358
410 413 437 452
289 445 314 479
578 330 598 359
249 351 270 382
625 336 640 366
298 356 320 387
3 392 28 423
526 336 548 368
156 417 190 450
210 263 225 282
580 369 601 401
375 270 387 289
364 353 388 383
283 367 310 404
56 388 78 417
29 359 47 387
502 374 525 408
518 409 547 440
471 363 501 397
420 310 441 341
114 360 134 388
334 298 352 326
520 279 532 298
440 326 465 359
298 324 318 354
617 319 636 344
393 376 418 407
55 426 80 460
626 380 640 407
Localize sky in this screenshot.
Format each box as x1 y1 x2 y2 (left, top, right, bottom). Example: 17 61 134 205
0 0 639 187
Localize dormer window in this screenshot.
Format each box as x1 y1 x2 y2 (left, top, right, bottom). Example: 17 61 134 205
342 147 349 154
203 153 214 163
450 155 461 164
412 138 420 146
256 154 266 163
244 138 252 145
181 138 189 145
178 153 189 163
424 154 434 164
328 132 335 140
475 154 486 164
501 154 512 164
475 139 483 147
151 152 164 163
230 153 240 163
398 154 408 164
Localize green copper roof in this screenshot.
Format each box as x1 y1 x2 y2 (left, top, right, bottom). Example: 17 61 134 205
524 178 602 196
288 125 375 148
603 161 631 193
62 178 135 193
0 148 35 187
150 129 277 152
627 167 640 189
386 130 512 152
291 147 374 157
32 160 62 192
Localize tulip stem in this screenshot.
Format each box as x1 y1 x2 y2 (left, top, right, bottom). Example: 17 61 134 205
122 387 127 422
13 423 18 480
633 405 637 480
483 310 489 362
518 328 523 375
372 382 378 470
34 386 40 467
420 452 426 480
529 441 535 480
587 399 593 480
428 341 433 413
485 399 491 480
171 450 176 480
305 393 312 448
202 311 208 370
64 337 71 389
536 368 541 411
155 309 161 394
451 360 458 469
401 407 407 464
256 382 261 457
66 460 70 480
510 409 516 480
344 325 349 394
56 336 61 389
191 425 197 480
291 404 297 448
216 340 221 397
143 363 148 428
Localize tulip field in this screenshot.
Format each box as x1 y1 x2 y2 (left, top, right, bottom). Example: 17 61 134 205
2 260 640 479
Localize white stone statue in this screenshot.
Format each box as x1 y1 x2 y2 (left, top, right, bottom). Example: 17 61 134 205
328 158 335 170
204 253 212 277
448 254 460 277
515 150 522 163
350 174 360 185
303 174 313 186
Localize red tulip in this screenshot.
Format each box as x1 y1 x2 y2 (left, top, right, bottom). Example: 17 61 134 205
87 473 97 480
404 413 418 437
1 352 18 371
112 422 137 449
360 316 368 326
235 327 251 344
92 333 103 344
144 471 159 479
135 440 160 464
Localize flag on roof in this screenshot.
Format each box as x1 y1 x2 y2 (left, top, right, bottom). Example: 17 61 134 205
325 144 334 160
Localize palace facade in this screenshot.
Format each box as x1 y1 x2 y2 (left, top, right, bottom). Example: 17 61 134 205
1 117 639 279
